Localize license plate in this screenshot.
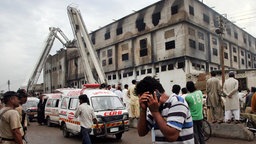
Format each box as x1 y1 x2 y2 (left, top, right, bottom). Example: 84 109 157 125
34 114 37 117
110 127 119 132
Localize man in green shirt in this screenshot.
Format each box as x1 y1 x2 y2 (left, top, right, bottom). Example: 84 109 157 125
185 81 205 144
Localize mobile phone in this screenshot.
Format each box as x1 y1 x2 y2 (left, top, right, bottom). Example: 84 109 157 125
155 90 161 101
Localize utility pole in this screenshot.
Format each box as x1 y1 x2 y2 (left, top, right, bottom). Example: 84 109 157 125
7 80 10 91
215 16 225 88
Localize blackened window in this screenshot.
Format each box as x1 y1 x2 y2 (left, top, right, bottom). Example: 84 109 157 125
91 37 95 45
161 65 167 72
168 64 174 70
244 37 247 44
156 67 159 73
178 62 185 69
249 40 252 47
147 68 152 74
165 40 175 50
234 32 238 39
136 71 139 76
203 14 209 24
189 39 196 49
224 52 228 59
116 27 123 35
213 48 218 56
136 18 145 32
105 32 110 40
123 73 127 78
241 51 244 56
152 12 161 26
107 49 112 57
241 58 245 65
140 39 148 57
108 58 112 65
128 72 133 76
233 47 237 53
199 43 205 51
171 5 178 15
113 74 116 80
189 5 194 15
102 60 106 66
249 61 251 67
248 54 251 59
108 75 111 80
122 53 129 61
141 69 146 75
226 27 231 35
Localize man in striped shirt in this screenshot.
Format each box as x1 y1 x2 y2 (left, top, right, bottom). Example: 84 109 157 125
136 76 194 144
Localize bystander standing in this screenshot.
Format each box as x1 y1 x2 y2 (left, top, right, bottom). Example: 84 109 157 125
206 71 224 123
185 81 205 144
136 76 194 143
0 91 25 144
223 71 240 123
75 94 99 144
128 80 139 119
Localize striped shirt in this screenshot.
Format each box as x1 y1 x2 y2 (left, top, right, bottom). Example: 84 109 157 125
147 95 194 144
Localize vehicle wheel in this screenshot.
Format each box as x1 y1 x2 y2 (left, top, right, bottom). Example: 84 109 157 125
29 117 33 122
115 133 122 140
46 117 52 127
202 120 212 141
62 124 70 138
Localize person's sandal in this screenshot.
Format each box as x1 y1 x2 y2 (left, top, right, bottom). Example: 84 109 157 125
226 119 231 124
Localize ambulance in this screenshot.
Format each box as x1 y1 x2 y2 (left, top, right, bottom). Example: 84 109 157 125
58 84 129 139
44 93 62 126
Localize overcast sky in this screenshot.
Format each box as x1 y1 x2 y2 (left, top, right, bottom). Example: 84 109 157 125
0 0 255 92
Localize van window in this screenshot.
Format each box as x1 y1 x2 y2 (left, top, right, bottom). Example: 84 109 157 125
61 98 69 109
52 99 59 107
46 99 52 107
91 96 125 111
69 98 79 110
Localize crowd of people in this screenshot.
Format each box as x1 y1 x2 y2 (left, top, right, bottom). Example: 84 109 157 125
2 71 256 144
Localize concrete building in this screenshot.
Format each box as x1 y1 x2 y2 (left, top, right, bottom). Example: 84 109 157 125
44 0 256 94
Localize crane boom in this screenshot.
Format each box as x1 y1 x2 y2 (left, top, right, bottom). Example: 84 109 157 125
27 27 74 91
67 6 107 84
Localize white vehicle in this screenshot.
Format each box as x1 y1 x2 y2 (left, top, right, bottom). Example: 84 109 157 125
44 93 62 126
58 84 129 140
22 97 39 122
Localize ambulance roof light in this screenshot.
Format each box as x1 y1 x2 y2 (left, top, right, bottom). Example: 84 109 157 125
83 84 100 89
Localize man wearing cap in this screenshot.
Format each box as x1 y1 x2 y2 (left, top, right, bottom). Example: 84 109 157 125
0 91 24 144
223 71 240 123
16 89 28 134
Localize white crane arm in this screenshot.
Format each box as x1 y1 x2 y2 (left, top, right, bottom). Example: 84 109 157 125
67 6 107 84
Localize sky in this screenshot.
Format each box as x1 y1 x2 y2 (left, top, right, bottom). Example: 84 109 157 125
0 0 255 92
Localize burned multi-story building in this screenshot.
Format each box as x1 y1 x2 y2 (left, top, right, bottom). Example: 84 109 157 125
44 0 256 94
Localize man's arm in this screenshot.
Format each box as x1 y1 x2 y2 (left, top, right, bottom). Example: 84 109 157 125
74 106 80 118
12 128 23 144
251 93 256 113
148 93 180 142
228 80 239 98
137 92 150 136
137 108 149 136
151 112 179 142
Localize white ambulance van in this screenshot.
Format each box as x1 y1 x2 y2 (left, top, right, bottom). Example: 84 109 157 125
44 93 62 126
58 84 129 139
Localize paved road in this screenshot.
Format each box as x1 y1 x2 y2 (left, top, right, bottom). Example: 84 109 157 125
25 122 255 144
